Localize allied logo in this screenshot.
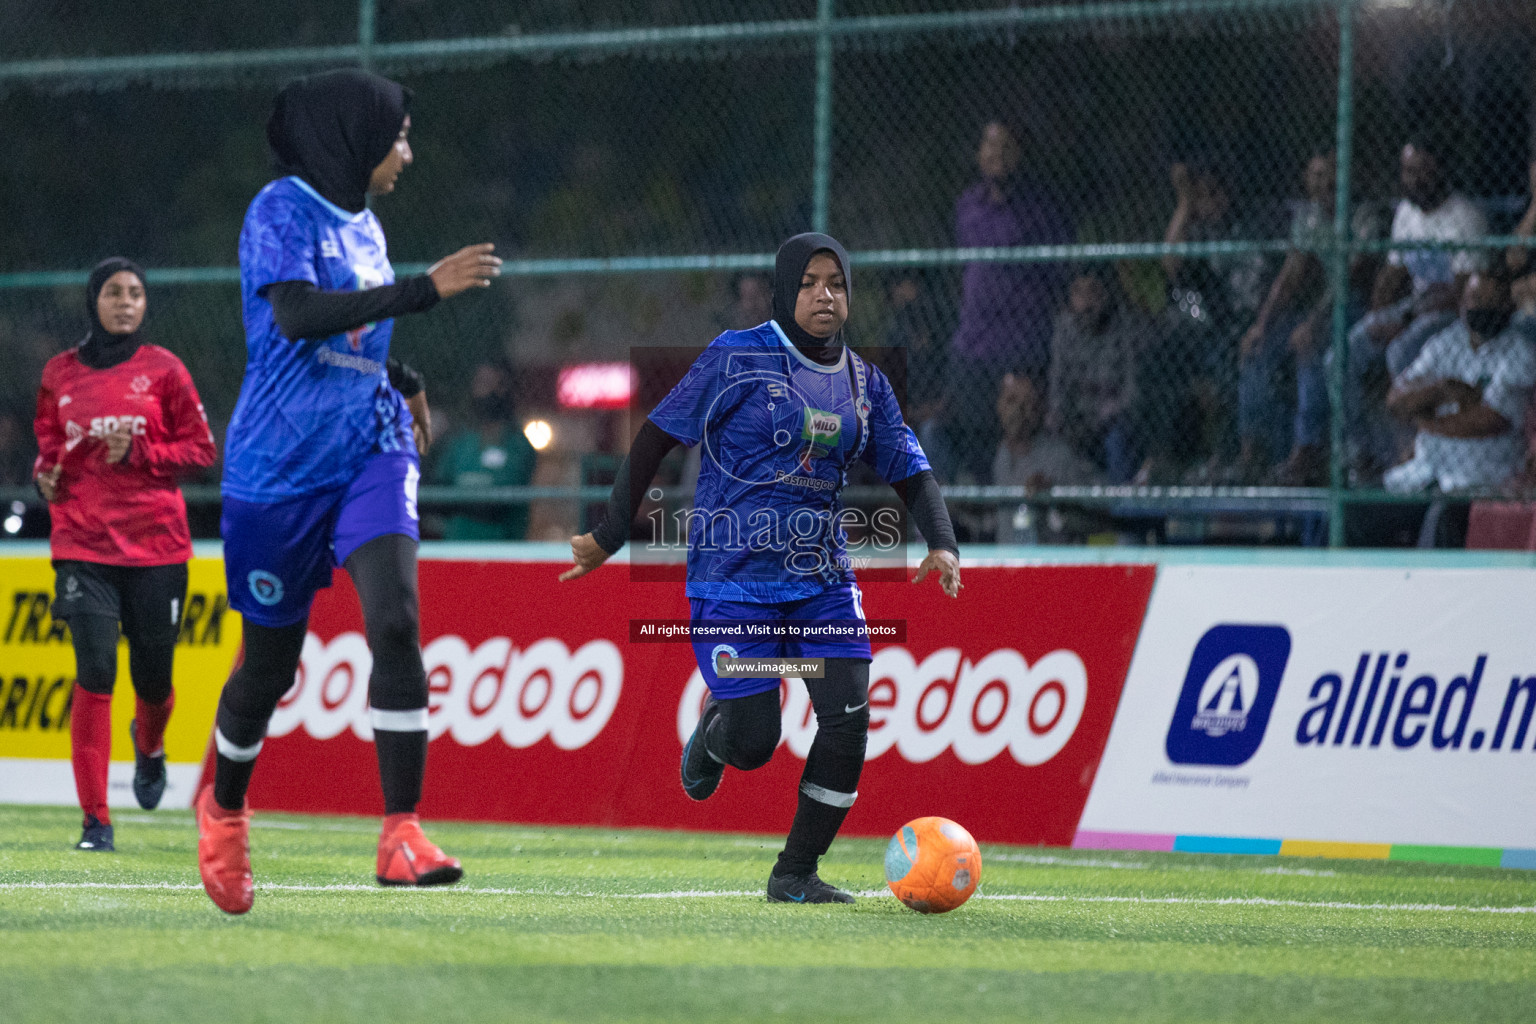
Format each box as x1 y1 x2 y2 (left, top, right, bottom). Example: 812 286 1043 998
247 570 285 607
1165 624 1291 767
129 375 151 395
320 240 343 259
1191 654 1261 737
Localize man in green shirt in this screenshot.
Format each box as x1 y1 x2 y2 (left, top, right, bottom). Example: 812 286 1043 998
429 362 537 540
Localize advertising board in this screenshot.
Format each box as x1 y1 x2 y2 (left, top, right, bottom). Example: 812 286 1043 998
0 555 238 810
245 560 1154 845
1076 566 1536 868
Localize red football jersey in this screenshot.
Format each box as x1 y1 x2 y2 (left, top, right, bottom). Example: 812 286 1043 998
33 344 217 566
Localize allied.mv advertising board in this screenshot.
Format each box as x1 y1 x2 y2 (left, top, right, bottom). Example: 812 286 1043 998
1077 565 1536 864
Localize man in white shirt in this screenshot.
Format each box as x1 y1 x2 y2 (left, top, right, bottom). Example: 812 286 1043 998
1384 270 1535 493
1340 137 1491 484
1376 137 1489 374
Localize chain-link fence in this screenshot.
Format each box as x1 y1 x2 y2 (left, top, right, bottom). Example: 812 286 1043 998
2 0 1534 546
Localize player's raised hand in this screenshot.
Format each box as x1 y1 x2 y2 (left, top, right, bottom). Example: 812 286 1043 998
560 533 612 582
35 463 63 503
427 243 501 299
103 423 133 465
913 548 962 598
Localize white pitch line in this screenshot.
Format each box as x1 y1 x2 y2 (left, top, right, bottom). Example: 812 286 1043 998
1 881 1533 915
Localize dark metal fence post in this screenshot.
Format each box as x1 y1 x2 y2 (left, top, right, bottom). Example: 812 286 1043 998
1327 0 1356 547
812 0 835 233
359 0 377 71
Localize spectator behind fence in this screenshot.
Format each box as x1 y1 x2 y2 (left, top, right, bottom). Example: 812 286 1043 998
1046 264 1148 483
718 271 773 332
1383 270 1535 495
1240 148 1385 483
0 410 34 486
1138 161 1270 483
1505 158 1536 341
883 269 951 481
1369 137 1488 377
429 361 537 539
993 372 1097 491
993 373 1098 544
1342 137 1488 484
944 120 1072 481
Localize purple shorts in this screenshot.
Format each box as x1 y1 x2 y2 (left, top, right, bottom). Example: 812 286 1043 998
223 451 420 627
689 584 871 699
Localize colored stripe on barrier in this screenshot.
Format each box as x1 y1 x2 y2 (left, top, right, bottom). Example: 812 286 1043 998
1390 845 1504 868
1173 835 1282 856
1073 831 1532 870
1500 849 1536 870
1279 840 1392 860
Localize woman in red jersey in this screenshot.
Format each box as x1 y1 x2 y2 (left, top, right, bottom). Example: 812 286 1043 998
32 258 217 852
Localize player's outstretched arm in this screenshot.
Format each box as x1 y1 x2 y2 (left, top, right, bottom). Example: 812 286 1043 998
913 549 963 599
387 358 431 454
559 420 681 581
896 469 961 598
265 244 498 344
560 533 611 582
427 243 501 299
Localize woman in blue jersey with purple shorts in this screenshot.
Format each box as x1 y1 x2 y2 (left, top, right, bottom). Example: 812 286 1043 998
563 234 962 903
196 69 502 915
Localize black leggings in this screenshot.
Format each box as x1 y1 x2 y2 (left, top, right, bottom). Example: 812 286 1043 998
70 614 173 704
706 659 871 877
217 533 428 745
706 658 870 782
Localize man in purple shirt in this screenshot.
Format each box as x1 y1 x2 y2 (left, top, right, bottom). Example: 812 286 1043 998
945 121 1073 480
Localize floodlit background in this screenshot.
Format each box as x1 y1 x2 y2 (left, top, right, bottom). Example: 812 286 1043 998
2 0 1534 547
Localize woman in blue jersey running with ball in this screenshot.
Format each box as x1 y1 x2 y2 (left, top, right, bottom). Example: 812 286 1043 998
197 69 502 915
563 233 961 904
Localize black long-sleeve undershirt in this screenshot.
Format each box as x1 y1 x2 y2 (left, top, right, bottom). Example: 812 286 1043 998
266 277 439 344
590 421 958 558
592 421 680 554
897 468 958 555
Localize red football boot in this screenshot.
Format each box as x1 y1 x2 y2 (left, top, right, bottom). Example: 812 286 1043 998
376 813 463 886
195 787 254 915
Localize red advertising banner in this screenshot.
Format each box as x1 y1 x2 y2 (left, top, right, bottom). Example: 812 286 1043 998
229 560 1154 846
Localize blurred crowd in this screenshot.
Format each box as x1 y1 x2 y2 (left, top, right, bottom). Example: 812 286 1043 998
874 120 1536 525
7 118 1536 549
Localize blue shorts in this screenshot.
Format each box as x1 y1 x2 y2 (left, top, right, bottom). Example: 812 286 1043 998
223 451 420 627
689 584 871 699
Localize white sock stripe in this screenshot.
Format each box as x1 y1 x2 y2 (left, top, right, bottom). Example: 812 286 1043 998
369 707 428 732
214 729 263 763
799 780 857 808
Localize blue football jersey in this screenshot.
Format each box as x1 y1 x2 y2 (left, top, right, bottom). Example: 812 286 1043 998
222 176 414 501
649 320 930 602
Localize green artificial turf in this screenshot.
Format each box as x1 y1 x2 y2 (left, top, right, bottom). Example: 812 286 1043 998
3 803 1535 1023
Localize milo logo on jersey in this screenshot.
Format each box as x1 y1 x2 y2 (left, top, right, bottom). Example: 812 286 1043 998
799 408 842 470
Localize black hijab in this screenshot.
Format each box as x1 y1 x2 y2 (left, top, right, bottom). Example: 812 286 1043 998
78 257 146 370
267 69 412 214
772 232 852 364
